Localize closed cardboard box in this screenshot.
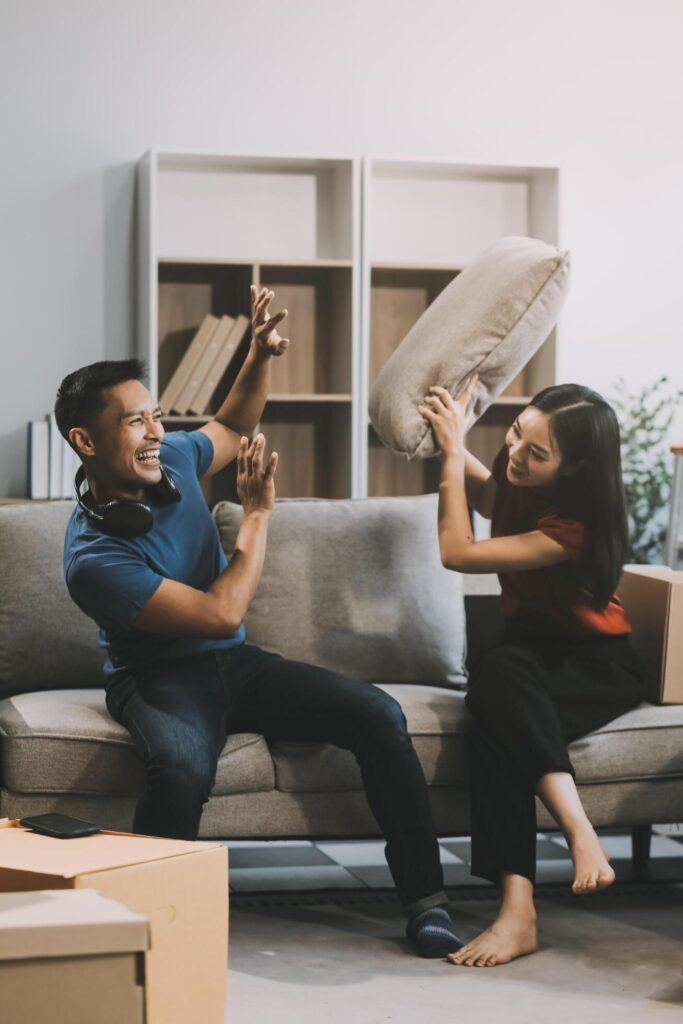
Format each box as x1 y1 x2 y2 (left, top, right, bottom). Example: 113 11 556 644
617 565 683 704
0 821 229 1024
0 888 147 1024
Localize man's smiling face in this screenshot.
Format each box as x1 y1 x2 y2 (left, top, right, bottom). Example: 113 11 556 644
72 379 165 501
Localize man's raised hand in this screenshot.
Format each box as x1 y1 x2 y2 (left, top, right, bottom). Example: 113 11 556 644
250 285 290 356
236 433 278 515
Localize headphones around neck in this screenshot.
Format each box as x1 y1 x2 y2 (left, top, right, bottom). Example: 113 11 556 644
75 462 182 538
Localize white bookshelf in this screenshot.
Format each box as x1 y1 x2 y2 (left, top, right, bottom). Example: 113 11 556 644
139 152 560 503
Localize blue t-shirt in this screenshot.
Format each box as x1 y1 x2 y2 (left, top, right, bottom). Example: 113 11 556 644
64 429 245 680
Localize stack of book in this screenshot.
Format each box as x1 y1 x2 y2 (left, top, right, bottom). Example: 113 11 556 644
28 414 81 500
160 313 250 416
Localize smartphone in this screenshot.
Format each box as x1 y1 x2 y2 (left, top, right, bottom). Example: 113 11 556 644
20 812 101 839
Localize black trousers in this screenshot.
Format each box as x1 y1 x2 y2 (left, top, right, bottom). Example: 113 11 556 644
464 617 647 885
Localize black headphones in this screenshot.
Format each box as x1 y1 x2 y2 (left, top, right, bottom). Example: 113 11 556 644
75 462 182 538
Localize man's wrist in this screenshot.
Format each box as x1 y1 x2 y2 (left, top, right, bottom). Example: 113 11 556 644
250 337 272 363
243 505 272 522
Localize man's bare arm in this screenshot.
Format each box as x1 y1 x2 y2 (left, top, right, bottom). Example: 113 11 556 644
134 434 276 637
134 508 270 637
199 287 289 476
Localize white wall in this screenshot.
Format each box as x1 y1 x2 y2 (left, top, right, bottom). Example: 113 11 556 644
1 0 682 496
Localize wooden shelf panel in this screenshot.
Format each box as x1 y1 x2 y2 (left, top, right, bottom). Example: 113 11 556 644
162 394 353 426
371 261 464 273
266 393 352 403
160 257 353 269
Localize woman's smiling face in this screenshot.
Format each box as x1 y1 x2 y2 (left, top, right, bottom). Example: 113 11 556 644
504 406 563 488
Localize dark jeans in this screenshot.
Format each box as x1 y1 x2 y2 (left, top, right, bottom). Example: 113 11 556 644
464 619 647 885
106 643 446 914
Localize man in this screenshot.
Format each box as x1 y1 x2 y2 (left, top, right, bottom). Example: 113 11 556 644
56 286 461 958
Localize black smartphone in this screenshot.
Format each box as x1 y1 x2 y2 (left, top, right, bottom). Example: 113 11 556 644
20 812 101 839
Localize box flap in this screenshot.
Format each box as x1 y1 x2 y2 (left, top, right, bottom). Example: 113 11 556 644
621 564 683 583
0 888 148 961
0 824 217 878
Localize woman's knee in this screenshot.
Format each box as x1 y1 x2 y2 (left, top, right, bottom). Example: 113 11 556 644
466 645 540 717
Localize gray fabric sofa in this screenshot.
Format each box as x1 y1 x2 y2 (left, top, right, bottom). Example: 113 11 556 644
1 498 682 852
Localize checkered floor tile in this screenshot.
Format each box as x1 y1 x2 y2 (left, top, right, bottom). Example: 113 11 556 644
225 827 683 894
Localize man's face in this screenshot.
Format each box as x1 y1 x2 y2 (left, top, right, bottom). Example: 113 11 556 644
74 380 165 499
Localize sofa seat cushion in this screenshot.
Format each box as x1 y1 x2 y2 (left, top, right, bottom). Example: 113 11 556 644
271 685 470 792
568 702 683 784
270 693 683 794
0 691 275 797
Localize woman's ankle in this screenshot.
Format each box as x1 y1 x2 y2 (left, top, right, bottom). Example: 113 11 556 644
499 873 537 922
565 817 599 846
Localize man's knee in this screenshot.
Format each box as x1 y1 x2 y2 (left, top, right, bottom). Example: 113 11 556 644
358 686 409 743
146 749 217 806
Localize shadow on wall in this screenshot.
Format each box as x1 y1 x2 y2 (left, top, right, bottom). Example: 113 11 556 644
103 162 137 362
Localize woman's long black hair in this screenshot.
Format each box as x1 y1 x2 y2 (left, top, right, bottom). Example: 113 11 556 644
528 383 629 610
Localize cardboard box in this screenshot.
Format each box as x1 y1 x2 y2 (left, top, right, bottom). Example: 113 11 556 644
0 821 229 1024
617 565 683 704
0 888 147 1024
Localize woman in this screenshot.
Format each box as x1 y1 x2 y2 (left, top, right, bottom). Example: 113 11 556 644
418 376 646 968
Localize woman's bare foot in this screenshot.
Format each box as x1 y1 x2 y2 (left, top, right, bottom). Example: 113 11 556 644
447 910 538 968
568 823 615 894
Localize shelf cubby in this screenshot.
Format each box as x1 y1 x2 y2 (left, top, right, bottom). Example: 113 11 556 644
258 264 352 397
368 425 441 498
361 157 560 497
259 402 352 500
140 152 360 504
157 261 254 409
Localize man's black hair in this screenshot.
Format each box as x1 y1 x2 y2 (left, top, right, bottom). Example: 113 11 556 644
54 359 149 454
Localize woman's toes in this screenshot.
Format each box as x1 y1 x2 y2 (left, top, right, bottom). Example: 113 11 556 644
486 955 498 966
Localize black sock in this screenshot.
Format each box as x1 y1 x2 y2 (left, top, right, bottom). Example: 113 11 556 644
406 906 463 959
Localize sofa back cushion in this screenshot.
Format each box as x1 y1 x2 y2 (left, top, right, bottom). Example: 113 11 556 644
213 494 466 688
0 503 104 697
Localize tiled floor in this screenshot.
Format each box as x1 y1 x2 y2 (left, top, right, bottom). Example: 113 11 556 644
226 827 683 895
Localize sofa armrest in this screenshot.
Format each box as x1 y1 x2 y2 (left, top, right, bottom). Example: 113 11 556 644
463 574 503 672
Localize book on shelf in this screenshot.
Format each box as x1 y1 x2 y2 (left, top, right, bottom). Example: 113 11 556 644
28 420 49 499
174 315 236 415
60 439 81 500
159 313 220 414
188 314 250 415
47 412 63 499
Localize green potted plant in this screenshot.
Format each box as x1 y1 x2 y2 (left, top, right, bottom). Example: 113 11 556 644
611 375 683 564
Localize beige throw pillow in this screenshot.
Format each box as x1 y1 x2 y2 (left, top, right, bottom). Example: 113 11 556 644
369 236 571 459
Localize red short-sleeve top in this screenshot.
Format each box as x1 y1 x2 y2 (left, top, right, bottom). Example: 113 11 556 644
490 446 631 636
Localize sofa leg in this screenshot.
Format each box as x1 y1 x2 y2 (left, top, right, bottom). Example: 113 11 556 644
632 825 652 880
